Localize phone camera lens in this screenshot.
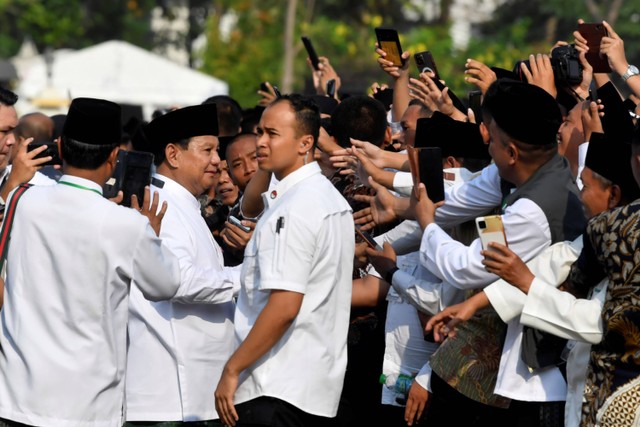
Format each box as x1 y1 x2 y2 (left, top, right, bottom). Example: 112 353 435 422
478 220 486 229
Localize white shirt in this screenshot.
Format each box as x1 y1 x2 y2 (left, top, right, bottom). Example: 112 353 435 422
0 175 180 427
234 162 354 417
422 163 567 402
126 174 241 422
483 235 607 424
381 252 442 406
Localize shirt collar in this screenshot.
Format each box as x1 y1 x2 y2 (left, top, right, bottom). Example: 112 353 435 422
58 175 104 195
262 162 321 208
153 173 201 210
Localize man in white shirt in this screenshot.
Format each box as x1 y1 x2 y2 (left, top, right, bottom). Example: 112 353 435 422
215 94 354 427
0 97 181 427
125 104 242 424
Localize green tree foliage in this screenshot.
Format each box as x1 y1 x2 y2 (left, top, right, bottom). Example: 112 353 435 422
0 0 155 58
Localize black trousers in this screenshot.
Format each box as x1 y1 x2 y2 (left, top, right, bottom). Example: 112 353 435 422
234 397 336 427
422 372 513 427
423 373 565 427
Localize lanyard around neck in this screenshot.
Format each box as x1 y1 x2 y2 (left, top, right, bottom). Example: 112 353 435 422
59 180 102 196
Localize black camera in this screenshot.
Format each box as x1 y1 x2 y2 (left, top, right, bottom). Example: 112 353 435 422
551 44 583 86
513 44 582 87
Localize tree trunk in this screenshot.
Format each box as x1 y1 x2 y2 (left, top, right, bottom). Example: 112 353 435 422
282 0 297 93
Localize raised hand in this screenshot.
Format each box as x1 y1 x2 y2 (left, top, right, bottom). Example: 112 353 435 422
131 186 168 237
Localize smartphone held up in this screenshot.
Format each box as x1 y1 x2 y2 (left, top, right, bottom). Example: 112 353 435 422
375 27 405 67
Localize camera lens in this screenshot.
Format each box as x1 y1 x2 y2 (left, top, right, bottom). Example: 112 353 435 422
478 220 486 229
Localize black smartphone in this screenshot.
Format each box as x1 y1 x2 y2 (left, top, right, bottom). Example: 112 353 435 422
468 90 483 124
417 147 445 203
103 150 154 207
375 27 404 67
414 50 440 80
301 36 320 71
326 79 336 98
578 22 611 73
272 85 282 98
355 225 382 250
27 141 62 166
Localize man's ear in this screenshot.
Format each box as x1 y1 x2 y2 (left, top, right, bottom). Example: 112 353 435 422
165 143 181 168
298 135 314 155
384 126 393 145
55 137 63 161
443 156 457 168
507 142 518 164
609 184 622 209
479 122 490 144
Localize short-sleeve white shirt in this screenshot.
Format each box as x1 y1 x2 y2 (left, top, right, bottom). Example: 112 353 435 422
233 162 354 417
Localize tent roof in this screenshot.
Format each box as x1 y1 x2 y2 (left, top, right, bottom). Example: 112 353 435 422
17 40 227 107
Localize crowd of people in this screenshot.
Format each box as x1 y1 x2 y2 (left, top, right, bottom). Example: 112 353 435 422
0 17 639 427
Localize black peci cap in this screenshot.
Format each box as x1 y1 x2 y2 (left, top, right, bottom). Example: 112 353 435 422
63 98 121 145
144 104 219 157
586 132 638 198
483 79 562 146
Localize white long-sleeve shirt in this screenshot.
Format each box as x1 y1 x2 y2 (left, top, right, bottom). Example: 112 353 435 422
126 174 241 422
0 176 181 427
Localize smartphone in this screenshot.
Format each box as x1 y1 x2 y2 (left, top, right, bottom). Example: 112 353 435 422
414 50 440 80
375 27 404 67
229 215 251 233
326 79 336 98
103 150 154 207
407 146 445 203
301 36 320 71
272 85 282 98
578 22 611 73
27 141 62 166
475 215 507 251
355 225 382 250
468 90 483 124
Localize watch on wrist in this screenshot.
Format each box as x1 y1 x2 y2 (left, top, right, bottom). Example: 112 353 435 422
622 65 639 81
384 266 399 284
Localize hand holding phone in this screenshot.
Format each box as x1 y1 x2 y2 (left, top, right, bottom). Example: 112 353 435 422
375 27 405 67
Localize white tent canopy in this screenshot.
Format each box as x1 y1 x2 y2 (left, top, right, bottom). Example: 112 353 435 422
16 40 228 118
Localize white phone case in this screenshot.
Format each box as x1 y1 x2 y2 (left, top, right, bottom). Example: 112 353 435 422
475 215 507 250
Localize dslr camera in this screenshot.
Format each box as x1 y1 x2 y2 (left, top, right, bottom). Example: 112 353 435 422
550 44 582 86
513 44 582 86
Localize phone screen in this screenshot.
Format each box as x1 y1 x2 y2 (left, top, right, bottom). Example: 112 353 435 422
375 28 404 67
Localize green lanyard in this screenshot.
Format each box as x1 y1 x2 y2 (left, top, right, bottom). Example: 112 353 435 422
59 180 102 196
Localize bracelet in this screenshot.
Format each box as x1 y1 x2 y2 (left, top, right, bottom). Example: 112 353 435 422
384 266 399 284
